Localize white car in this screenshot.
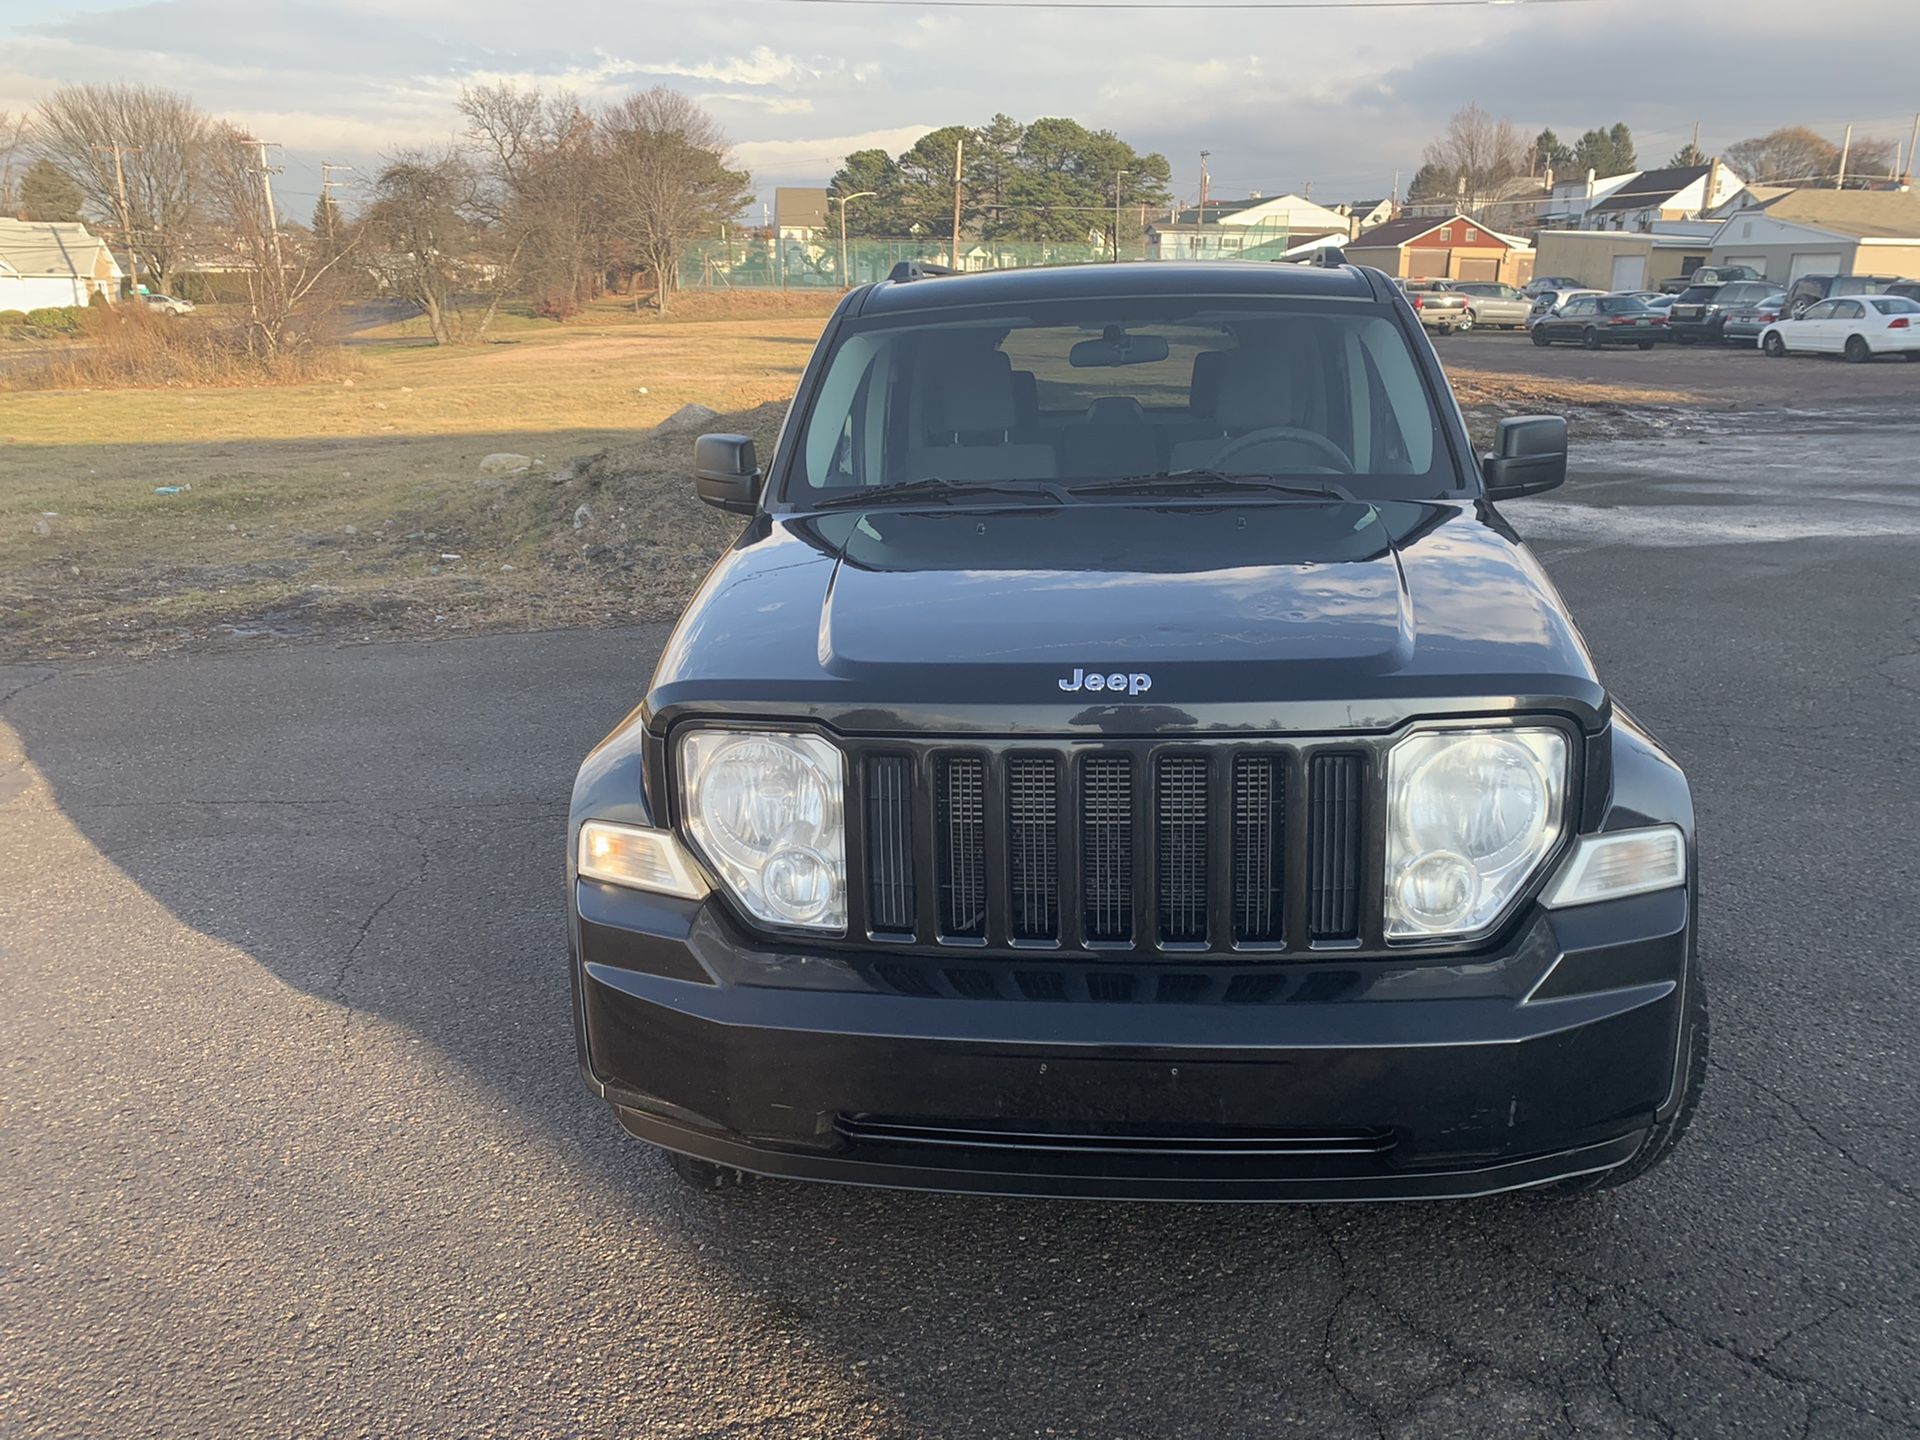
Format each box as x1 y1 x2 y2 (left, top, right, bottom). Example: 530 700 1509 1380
1760 294 1920 362
144 294 196 316
1527 288 1606 326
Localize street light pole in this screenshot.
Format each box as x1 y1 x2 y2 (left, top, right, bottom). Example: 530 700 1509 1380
832 191 876 289
1113 169 1128 263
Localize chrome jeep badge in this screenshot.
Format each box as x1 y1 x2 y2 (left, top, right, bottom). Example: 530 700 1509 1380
1059 668 1152 696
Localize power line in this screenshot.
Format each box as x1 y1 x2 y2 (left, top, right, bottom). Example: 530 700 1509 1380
763 0 1589 7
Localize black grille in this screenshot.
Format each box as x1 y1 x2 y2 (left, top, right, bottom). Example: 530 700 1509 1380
937 755 987 939
1082 756 1134 943
1309 753 1364 941
1156 756 1210 943
1008 757 1060 940
865 756 914 933
852 742 1384 956
1232 755 1285 942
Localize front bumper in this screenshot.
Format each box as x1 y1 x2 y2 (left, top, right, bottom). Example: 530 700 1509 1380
573 880 1695 1202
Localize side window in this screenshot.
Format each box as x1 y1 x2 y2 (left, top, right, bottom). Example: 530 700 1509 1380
1835 300 1865 320
1802 301 1837 321
1566 298 1595 316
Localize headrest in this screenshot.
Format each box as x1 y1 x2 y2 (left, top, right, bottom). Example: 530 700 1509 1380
1189 350 1227 418
1084 395 1146 426
1215 348 1295 432
1009 368 1039 425
933 347 1017 433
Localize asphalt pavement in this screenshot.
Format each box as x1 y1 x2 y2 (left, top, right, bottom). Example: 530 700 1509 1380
3 409 1917 1438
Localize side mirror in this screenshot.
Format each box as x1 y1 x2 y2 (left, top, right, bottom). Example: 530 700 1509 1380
1482 415 1567 501
693 434 762 515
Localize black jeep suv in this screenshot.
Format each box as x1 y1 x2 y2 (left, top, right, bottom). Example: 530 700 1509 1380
568 261 1704 1202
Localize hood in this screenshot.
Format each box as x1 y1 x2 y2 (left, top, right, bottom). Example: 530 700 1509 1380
646 499 1606 737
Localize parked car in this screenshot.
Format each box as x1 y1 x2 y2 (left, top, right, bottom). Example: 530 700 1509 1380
144 293 196 316
1527 287 1605 323
571 258 1705 1201
1666 280 1778 343
1448 280 1533 329
1719 291 1787 346
1884 279 1920 304
1760 294 1920 361
1782 273 1903 318
1522 275 1584 298
1396 277 1473 334
1530 293 1666 349
1657 264 1761 294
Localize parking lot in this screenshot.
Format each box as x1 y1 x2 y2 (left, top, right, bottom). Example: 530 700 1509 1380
4 368 1919 1436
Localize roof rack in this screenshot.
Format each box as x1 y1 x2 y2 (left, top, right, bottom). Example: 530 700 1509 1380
887 260 962 282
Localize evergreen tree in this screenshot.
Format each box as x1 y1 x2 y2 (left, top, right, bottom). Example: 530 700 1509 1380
19 158 85 223
1532 128 1573 175
1668 140 1706 168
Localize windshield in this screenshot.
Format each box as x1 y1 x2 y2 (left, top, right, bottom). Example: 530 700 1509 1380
1676 286 1721 303
784 295 1459 505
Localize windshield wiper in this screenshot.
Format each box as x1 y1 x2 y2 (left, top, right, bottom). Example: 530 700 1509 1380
1068 470 1361 504
812 477 1066 509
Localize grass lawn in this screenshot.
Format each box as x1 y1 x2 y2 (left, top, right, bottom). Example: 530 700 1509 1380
0 293 836 659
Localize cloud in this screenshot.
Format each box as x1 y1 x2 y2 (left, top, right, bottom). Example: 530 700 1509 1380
733 126 939 183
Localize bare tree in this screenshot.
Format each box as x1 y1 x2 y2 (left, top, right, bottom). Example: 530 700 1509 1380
1727 125 1895 186
1420 104 1527 216
32 83 209 293
364 147 520 344
0 110 30 215
202 124 358 355
598 89 752 314
460 83 604 317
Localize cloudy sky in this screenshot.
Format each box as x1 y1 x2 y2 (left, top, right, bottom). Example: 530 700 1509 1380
5 0 1918 220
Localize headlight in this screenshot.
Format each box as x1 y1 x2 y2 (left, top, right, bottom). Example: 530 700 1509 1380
680 730 846 931
577 820 707 900
1385 727 1568 940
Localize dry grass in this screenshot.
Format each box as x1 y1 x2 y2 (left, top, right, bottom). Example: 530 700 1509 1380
0 306 826 659
2 307 354 392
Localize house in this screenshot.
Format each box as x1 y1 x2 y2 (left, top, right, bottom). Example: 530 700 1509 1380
1539 170 1639 228
0 217 122 310
1580 163 1746 232
1707 188 1920 285
1533 224 1720 292
1338 198 1395 233
1344 213 1534 286
774 187 830 243
1151 192 1351 259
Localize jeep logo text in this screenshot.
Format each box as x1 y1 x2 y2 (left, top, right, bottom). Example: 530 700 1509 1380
1059 668 1152 696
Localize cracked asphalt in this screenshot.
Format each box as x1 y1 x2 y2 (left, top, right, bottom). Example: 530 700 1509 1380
2 407 1916 1438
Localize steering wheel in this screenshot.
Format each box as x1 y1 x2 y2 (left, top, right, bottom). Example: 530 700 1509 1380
1206 426 1354 474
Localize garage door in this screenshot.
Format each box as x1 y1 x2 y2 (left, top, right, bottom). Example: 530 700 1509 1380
1609 254 1647 291
1406 250 1449 277
1454 256 1498 281
1790 252 1843 281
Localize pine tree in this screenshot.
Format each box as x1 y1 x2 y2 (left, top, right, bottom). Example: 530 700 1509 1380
19 158 85 223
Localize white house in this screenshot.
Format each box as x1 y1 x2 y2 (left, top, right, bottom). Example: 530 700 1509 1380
1707 188 1920 285
0 218 122 309
1579 163 1746 232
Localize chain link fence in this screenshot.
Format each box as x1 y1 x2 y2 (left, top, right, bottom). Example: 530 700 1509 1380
678 235 1127 291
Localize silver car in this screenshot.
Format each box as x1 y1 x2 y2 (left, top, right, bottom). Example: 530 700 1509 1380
1449 281 1532 329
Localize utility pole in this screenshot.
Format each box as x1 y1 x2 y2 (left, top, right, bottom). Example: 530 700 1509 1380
832 190 875 289
950 134 964 269
246 138 285 273
1198 150 1211 231
1837 124 1853 189
1112 168 1128 263
1906 112 1919 185
1691 119 1701 156
92 143 141 298
1303 179 1312 200
320 160 353 241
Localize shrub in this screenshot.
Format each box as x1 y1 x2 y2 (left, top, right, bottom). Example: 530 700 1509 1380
1 303 352 390
24 306 84 333
0 309 28 323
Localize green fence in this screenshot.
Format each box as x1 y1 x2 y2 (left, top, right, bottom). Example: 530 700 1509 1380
679 235 1123 291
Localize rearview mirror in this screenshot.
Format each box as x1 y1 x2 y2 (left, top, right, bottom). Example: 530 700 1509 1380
1069 327 1171 368
1482 415 1567 501
693 434 762 515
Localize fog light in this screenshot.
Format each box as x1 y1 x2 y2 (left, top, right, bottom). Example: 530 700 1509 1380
762 846 836 924
577 820 707 900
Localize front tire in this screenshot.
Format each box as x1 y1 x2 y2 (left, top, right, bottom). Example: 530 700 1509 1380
1763 331 1787 357
1456 312 1473 333
1582 326 1601 350
1637 340 1655 351
1531 325 1551 347
1844 334 1871 364
1545 963 1708 1196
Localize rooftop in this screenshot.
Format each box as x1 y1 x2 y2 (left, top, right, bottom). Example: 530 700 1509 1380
0 217 120 281
1749 187 1920 239
1589 165 1712 213
856 258 1376 314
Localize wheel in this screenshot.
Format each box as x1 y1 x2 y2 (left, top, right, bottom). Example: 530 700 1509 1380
1581 327 1601 350
1762 331 1787 357
1531 325 1551 347
664 1149 755 1192
1844 334 1871 364
1544 962 1708 1196
1637 340 1655 351
1456 312 1474 333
